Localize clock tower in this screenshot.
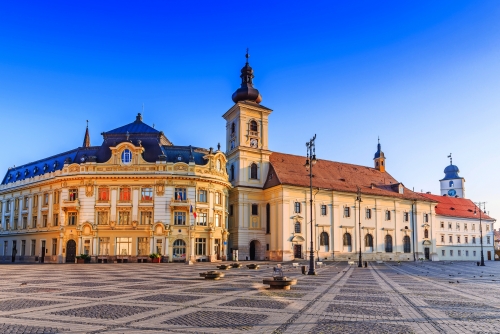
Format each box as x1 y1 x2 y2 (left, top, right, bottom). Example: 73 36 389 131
440 154 465 198
222 51 273 261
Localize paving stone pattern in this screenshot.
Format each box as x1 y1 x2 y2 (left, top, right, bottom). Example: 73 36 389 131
0 261 499 333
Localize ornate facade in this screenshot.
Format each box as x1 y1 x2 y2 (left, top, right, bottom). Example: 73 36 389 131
0 114 230 263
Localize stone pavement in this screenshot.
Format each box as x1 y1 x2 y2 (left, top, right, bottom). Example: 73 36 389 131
0 261 499 333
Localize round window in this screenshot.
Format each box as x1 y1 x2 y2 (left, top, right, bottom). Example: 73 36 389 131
121 149 132 164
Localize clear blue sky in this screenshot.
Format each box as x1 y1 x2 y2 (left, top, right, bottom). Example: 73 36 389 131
1 1 499 221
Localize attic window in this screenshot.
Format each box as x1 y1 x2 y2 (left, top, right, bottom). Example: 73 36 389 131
339 178 345 182
121 149 132 164
450 207 455 210
177 155 182 161
269 172 273 180
33 167 38 174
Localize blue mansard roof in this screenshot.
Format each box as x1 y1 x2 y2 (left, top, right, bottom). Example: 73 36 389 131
1 114 215 185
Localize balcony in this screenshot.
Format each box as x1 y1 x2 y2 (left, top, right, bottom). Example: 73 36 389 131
170 198 191 209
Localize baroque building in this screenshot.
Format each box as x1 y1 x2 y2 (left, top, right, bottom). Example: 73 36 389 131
0 114 230 263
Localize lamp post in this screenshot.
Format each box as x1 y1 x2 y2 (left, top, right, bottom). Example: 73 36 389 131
356 186 362 267
305 134 317 275
474 202 486 266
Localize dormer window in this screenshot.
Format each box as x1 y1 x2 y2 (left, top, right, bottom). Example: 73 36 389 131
121 149 132 164
53 161 58 169
177 155 182 161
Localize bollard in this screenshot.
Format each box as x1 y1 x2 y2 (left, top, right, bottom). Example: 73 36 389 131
364 261 367 268
301 265 306 275
477 261 480 266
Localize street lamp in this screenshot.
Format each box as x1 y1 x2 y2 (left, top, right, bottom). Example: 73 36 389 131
474 202 486 266
305 134 317 275
356 186 362 267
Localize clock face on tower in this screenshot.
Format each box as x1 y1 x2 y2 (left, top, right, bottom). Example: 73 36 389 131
250 138 258 148
448 189 456 197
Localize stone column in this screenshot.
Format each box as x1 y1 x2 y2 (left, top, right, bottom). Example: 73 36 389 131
1 201 5 230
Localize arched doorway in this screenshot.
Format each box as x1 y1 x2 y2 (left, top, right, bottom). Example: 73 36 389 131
66 240 76 263
249 240 261 260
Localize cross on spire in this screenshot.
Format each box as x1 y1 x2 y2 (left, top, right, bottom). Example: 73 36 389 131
245 48 249 64
447 153 452 165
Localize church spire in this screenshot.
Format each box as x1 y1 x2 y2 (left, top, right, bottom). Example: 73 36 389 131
231 49 263 104
83 120 90 147
373 137 386 172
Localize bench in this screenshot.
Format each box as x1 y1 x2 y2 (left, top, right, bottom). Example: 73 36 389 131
348 261 355 265
292 263 299 268
316 262 324 268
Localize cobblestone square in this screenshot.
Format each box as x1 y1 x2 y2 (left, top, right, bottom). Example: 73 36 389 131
0 261 499 333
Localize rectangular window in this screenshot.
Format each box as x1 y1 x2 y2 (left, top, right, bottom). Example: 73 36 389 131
472 224 475 231
98 188 109 201
457 236 460 243
456 223 460 231
229 205 233 216
69 189 78 201
5 218 9 230
53 191 60 204
174 212 186 225
24 197 29 209
140 211 153 225
465 236 468 243
294 202 301 213
174 188 186 201
424 213 429 223
42 215 48 228
487 236 491 244
137 237 149 255
156 239 163 254
450 250 453 256
53 213 59 226
83 240 90 255
116 237 132 256
215 214 221 227
30 240 36 256
197 213 207 226
99 237 110 255
473 250 476 256
215 192 222 205
365 208 372 219
97 211 108 225
448 222 452 229
198 190 207 202
440 222 444 229
344 207 350 218
119 188 131 201
441 235 444 243
403 212 409 222
252 204 258 215
22 217 27 229
32 216 37 228
472 236 476 244
466 250 469 256
195 238 206 255
21 240 26 256
441 249 445 256
449 235 453 243
464 223 467 230
458 250 461 256
141 188 153 201
14 198 19 211
118 211 130 225
52 238 57 256
43 193 49 206
321 205 327 216
486 224 490 231
385 210 391 221
68 212 78 226
13 218 18 230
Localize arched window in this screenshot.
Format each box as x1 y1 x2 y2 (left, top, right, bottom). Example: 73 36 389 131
172 239 186 260
376 161 379 166
121 149 132 164
320 232 329 246
266 203 270 234
343 233 352 247
250 163 258 179
365 234 373 247
230 164 235 181
294 221 301 234
424 228 429 239
294 202 301 213
403 235 411 253
385 234 393 253
250 120 258 132
449 180 454 187
231 122 235 134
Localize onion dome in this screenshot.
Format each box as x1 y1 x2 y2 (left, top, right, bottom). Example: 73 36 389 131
373 138 385 159
443 164 460 179
232 49 262 104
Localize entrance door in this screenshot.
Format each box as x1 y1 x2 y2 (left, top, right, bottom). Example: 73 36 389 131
249 241 256 260
215 239 221 260
41 240 46 263
424 247 430 260
66 240 76 263
487 251 492 261
294 245 302 259
11 241 17 263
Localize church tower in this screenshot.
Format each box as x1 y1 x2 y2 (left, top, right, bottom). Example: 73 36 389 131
222 51 273 261
373 138 385 172
440 154 465 198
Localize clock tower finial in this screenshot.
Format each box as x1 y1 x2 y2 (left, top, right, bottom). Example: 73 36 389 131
448 153 452 165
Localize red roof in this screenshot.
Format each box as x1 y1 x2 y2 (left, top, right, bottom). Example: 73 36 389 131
420 193 495 220
264 152 431 201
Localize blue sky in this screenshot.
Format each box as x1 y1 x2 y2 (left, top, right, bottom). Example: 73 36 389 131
1 1 499 220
